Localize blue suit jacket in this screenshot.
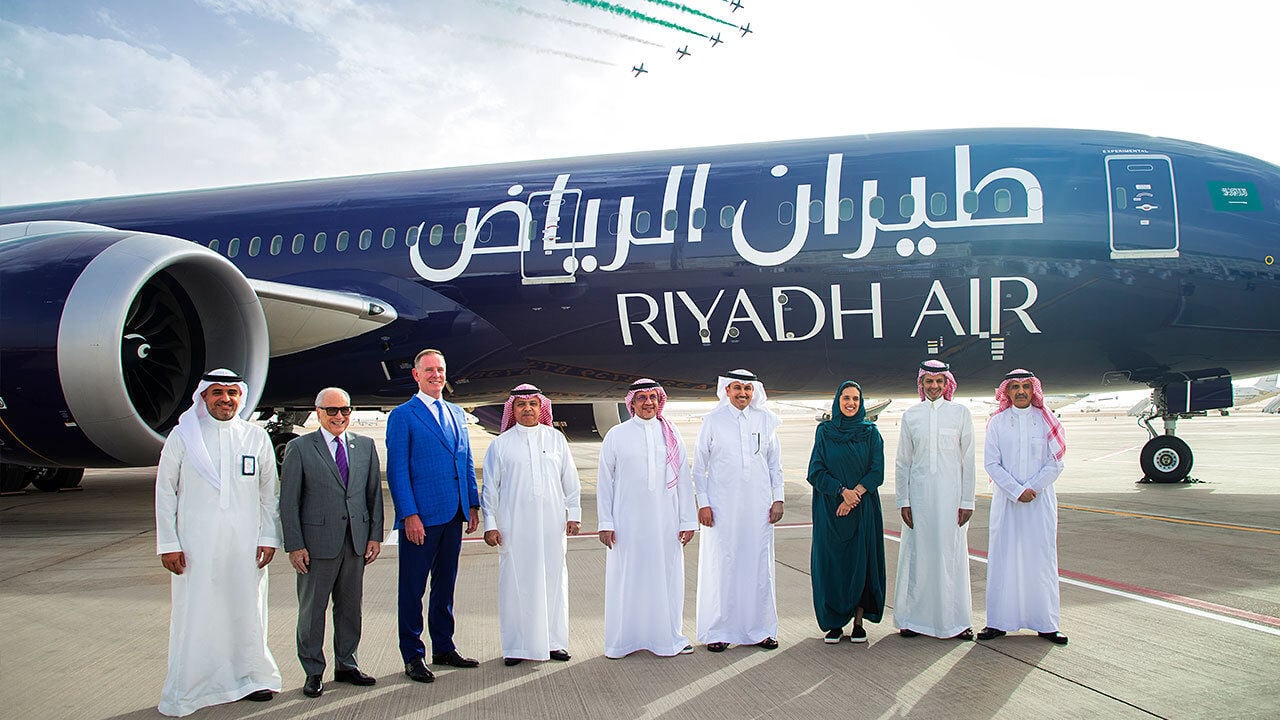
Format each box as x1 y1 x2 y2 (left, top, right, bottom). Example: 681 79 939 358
385 396 479 529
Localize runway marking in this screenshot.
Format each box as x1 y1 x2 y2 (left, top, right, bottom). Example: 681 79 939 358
1055 502 1280 535
1084 444 1143 462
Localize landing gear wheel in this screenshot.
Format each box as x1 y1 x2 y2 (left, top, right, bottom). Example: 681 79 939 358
1140 436 1193 483
272 432 300 468
30 467 85 492
1 464 31 493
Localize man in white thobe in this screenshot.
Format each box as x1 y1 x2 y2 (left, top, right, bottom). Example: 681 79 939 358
894 360 976 640
481 384 582 665
694 370 785 652
598 378 698 658
155 369 282 716
978 369 1069 645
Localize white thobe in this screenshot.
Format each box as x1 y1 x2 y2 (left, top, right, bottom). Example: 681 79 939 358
598 416 698 658
154 416 282 717
693 404 784 645
984 406 1064 632
481 423 582 660
893 398 976 637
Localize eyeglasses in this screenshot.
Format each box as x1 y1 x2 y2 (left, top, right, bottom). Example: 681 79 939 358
319 406 353 416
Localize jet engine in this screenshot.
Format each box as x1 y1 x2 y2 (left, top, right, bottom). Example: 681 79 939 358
0 222 268 486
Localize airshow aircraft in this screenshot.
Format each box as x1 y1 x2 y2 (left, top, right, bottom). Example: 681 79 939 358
676 46 691 60
708 33 723 47
631 63 647 77
739 23 753 38
1 128 1279 493
728 0 743 11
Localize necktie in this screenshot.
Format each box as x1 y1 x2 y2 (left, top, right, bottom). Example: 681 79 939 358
436 399 457 444
334 436 349 487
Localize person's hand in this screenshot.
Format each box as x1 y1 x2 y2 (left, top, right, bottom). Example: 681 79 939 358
698 507 715 527
768 501 784 524
484 529 502 547
565 521 581 536
598 530 615 549
364 541 381 564
289 548 310 574
161 551 186 575
836 502 852 517
466 507 480 534
1017 488 1037 503
404 514 426 545
900 507 914 529
958 508 973 527
256 546 275 568
678 530 695 546
841 487 860 506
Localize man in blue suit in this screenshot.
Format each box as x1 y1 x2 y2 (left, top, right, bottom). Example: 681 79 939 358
386 349 481 682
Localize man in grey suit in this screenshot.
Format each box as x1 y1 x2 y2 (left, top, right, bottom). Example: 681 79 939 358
281 387 385 698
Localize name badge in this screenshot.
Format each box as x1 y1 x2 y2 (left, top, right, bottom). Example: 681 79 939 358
241 455 256 475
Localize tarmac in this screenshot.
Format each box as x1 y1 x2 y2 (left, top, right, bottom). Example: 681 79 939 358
2 406 1279 719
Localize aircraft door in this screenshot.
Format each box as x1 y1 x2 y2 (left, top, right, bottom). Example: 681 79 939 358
1106 154 1180 259
522 189 581 284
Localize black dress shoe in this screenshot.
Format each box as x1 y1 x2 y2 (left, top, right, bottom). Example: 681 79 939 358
756 637 779 650
241 689 274 702
334 667 377 685
977 627 1006 641
303 675 323 698
952 628 974 641
1038 631 1069 645
898 628 920 638
404 658 436 683
549 649 571 662
432 650 479 668
504 658 524 666
707 642 729 652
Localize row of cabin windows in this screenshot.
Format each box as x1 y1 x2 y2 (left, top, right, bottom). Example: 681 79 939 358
206 190 1014 258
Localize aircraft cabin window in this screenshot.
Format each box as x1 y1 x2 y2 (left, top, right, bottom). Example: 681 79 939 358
635 210 651 234
962 191 978 214
292 233 305 255
527 219 538 243
477 222 493 243
931 192 947 216
313 232 326 253
405 225 419 247
691 207 707 230
1114 187 1128 209
994 188 1012 213
429 224 443 246
454 223 466 245
868 196 884 220
809 199 823 223
227 237 240 258
358 229 372 250
663 209 679 232
208 239 220 252
382 228 395 249
899 194 915 218
720 205 735 228
777 201 794 226
608 212 619 235
838 198 855 222
336 230 349 252
269 235 282 255
248 236 261 257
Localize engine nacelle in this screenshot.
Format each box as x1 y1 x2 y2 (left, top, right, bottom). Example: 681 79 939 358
0 222 268 467
471 401 628 441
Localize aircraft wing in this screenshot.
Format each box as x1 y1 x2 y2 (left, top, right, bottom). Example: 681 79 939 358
864 398 892 421
250 279 398 356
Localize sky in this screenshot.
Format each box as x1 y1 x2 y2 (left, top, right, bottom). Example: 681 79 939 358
3 0 1279 206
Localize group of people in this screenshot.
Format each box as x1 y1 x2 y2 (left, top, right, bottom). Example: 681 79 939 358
152 353 1068 717
807 360 1068 648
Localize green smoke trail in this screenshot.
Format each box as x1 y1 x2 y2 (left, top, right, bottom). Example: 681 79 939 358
641 0 736 28
560 0 708 38
481 0 663 46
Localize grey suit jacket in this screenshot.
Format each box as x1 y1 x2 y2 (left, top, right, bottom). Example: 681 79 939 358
280 430 385 559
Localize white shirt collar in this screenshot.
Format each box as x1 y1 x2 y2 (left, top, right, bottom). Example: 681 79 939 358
319 426 345 446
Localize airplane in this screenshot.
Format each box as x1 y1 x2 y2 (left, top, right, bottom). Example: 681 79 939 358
739 23 753 38
728 0 743 11
709 33 723 47
676 46 691 60
631 63 647 77
1 128 1279 492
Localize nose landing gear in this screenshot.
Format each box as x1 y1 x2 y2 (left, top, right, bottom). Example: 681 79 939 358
1134 370 1233 483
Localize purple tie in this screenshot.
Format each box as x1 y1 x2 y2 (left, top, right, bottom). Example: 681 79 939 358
334 437 349 487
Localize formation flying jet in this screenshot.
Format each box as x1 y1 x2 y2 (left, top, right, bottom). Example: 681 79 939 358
676 45 691 60
739 23 753 37
1 128 1278 493
708 33 723 47
728 0 743 11
631 63 647 77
